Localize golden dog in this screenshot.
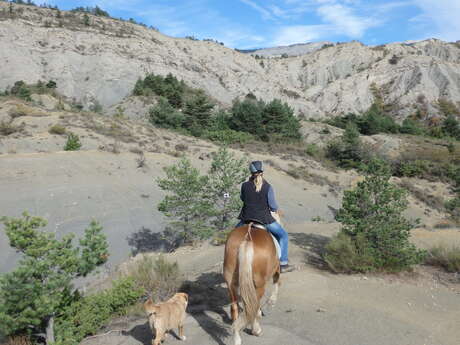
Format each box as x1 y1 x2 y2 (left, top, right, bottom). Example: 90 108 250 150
144 292 188 345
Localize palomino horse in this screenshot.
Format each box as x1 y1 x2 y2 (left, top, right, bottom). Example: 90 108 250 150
223 220 281 345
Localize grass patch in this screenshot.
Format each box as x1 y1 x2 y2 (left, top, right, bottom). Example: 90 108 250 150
426 244 460 273
49 124 66 135
124 255 183 301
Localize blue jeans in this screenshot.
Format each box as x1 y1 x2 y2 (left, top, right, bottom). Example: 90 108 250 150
236 221 289 265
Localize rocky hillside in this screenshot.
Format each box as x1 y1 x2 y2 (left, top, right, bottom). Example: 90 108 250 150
238 41 333 57
1 2 460 119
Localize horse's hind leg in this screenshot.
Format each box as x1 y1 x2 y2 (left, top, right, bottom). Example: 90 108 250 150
251 286 265 336
228 281 239 322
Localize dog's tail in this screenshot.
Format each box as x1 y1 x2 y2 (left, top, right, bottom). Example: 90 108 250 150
237 223 259 326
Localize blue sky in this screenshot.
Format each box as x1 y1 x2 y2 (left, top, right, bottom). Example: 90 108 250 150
35 0 460 48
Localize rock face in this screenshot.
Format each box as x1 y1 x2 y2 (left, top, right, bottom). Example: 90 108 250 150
0 3 460 118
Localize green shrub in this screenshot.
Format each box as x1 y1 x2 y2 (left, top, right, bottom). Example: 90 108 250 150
324 232 375 273
54 277 142 345
426 244 460 273
305 143 319 157
359 104 400 135
10 81 31 101
326 122 366 169
64 132 82 151
394 159 428 177
126 255 183 301
325 159 426 273
49 124 66 135
148 97 185 129
400 118 425 135
442 115 460 140
133 73 185 108
228 97 301 142
46 80 57 89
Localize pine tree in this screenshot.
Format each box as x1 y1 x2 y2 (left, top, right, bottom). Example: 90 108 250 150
0 213 108 342
157 159 214 243
183 91 214 136
325 159 426 272
207 147 247 231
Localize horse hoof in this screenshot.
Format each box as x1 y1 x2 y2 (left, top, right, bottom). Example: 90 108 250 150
252 329 262 337
180 336 186 341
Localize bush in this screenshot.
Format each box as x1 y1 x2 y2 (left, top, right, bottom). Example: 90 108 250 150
54 277 142 345
305 143 319 157
133 73 185 108
326 122 366 169
359 104 400 135
64 132 81 151
46 80 57 89
394 159 428 178
325 159 426 272
426 244 460 273
324 232 375 273
10 81 31 101
49 124 66 135
148 97 185 129
442 115 460 140
400 118 425 135
126 255 183 301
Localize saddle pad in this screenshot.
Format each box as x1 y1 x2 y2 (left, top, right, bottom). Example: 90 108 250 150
270 233 281 259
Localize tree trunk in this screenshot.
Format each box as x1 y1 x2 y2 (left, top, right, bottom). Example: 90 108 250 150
46 316 55 344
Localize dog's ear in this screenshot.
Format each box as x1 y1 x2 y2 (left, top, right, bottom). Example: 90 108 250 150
182 292 189 302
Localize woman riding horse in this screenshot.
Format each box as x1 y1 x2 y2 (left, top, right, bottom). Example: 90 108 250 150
237 160 294 273
223 161 293 345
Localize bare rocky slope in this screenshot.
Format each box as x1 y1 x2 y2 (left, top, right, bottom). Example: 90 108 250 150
1 3 460 119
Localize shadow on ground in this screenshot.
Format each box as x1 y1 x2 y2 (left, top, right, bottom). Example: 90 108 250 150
123 321 152 345
126 226 180 255
290 232 331 270
181 272 231 345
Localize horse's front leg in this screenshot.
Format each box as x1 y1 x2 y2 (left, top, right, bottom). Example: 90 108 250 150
269 269 280 306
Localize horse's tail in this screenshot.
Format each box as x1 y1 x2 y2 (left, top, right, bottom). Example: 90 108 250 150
237 223 259 325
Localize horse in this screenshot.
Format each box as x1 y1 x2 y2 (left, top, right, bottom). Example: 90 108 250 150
223 220 281 345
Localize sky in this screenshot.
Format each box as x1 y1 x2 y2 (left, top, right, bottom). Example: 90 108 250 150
33 0 460 49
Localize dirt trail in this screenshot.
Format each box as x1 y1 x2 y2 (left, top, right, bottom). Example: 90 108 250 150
83 222 460 345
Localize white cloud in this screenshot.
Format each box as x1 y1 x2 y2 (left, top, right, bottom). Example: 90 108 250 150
239 0 274 20
413 0 460 42
316 3 379 38
272 25 330 46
